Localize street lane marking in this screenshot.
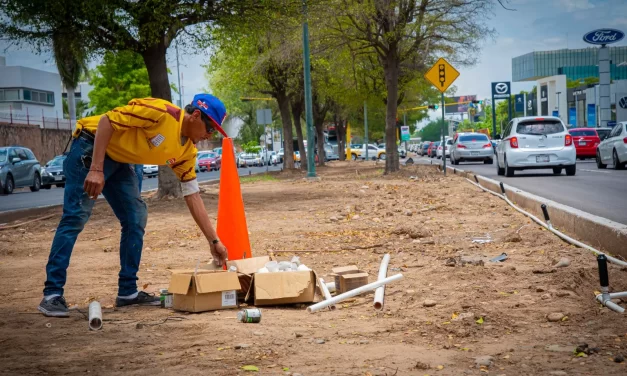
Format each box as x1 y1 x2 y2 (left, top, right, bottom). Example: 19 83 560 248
580 169 611 174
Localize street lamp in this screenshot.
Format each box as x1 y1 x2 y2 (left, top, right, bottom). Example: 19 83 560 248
302 0 316 178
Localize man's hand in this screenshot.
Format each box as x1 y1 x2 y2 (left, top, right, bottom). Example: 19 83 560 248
210 241 228 266
84 170 105 199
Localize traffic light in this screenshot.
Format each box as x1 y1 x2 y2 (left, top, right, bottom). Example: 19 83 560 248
471 99 483 105
428 104 439 110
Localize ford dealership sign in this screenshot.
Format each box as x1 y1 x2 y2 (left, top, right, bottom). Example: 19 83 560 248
583 29 624 45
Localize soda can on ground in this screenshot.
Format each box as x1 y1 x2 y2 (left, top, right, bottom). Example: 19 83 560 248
237 308 262 323
160 289 173 308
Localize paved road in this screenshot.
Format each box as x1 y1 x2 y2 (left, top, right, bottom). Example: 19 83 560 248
0 165 281 213
415 156 627 225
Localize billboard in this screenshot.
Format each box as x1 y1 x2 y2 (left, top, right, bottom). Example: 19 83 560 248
444 95 477 114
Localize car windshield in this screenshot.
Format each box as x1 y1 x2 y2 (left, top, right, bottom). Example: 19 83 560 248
48 157 64 166
596 129 611 140
433 142 440 146
0 149 7 162
459 135 489 142
198 153 209 159
569 130 597 137
516 120 564 135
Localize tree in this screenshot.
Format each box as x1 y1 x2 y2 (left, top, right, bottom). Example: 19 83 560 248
1 0 273 198
88 51 152 114
63 99 90 120
236 104 267 146
419 119 447 141
326 0 495 173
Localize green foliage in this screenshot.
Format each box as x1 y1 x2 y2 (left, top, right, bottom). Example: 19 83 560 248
567 77 599 88
62 99 90 120
419 120 448 142
241 141 261 154
87 51 151 114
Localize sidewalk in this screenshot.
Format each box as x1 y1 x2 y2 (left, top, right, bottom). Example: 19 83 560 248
1 162 625 375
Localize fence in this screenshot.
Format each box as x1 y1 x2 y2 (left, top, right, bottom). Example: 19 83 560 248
0 107 73 130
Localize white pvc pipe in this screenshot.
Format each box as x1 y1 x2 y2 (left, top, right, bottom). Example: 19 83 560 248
373 253 390 310
325 281 336 293
318 278 336 311
596 294 625 314
88 301 103 330
307 274 403 313
609 292 627 299
464 178 627 268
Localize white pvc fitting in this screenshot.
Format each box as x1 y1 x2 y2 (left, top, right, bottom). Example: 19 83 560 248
307 274 403 313
325 281 336 293
596 294 625 314
373 254 390 310
88 301 103 330
318 278 336 311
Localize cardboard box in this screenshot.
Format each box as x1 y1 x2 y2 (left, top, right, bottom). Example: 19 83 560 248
226 256 271 301
338 272 369 293
245 270 319 306
331 265 362 293
168 270 241 313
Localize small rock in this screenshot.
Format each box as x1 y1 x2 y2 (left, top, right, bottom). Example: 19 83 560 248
406 289 416 295
294 332 304 338
361 185 369 189
404 210 413 216
614 354 625 363
178 242 186 247
502 224 510 228
315 339 325 344
253 331 264 336
549 371 568 376
235 344 250 349
359 340 369 344
555 291 571 297
536 287 545 292
541 293 551 300
352 215 361 220
547 313 565 322
461 302 472 309
135 323 144 329
475 355 494 368
423 299 437 307
372 218 381 223
553 257 571 268
329 216 339 222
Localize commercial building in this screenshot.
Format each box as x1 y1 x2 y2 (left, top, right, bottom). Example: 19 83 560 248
512 46 627 82
0 56 63 118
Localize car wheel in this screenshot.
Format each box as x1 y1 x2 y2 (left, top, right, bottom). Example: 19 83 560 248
30 173 41 192
351 154 357 161
379 153 386 160
596 151 607 169
484 158 493 165
552 167 562 175
56 183 65 188
565 164 576 176
3 174 14 194
613 150 625 170
504 156 514 177
496 156 504 176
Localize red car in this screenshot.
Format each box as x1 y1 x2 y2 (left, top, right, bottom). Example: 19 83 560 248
198 152 222 172
569 128 601 159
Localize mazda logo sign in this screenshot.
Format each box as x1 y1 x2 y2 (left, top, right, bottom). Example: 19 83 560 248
619 96 627 109
495 83 508 94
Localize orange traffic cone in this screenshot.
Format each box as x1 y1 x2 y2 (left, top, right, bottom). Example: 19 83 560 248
216 138 252 263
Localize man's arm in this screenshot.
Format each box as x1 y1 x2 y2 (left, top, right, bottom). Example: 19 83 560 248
84 116 114 199
184 191 228 266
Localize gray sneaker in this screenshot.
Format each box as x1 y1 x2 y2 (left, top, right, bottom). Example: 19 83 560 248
115 291 160 307
38 296 69 317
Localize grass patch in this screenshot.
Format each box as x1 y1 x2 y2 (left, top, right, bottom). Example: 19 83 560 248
240 174 279 183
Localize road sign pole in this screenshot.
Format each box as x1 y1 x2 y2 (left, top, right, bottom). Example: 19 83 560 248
523 93 527 117
403 112 407 154
364 101 369 160
302 0 316 177
441 93 446 176
508 95 512 123
491 93 496 138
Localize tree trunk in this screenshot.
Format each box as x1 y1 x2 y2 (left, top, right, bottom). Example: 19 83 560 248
383 49 400 173
276 92 295 169
291 101 307 171
67 86 77 131
335 116 346 161
315 122 325 166
142 40 181 198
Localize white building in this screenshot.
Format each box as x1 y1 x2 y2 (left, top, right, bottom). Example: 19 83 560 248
0 56 63 119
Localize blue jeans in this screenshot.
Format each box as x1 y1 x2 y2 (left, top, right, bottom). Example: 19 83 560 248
44 138 147 297
134 164 144 192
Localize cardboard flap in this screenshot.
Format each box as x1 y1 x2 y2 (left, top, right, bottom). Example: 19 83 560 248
253 271 313 300
169 273 193 295
227 256 270 275
195 271 241 294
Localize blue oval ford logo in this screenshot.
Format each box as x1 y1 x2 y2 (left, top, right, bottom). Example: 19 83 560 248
583 29 624 45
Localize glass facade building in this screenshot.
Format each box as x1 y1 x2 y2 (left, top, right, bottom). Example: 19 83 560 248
512 46 627 82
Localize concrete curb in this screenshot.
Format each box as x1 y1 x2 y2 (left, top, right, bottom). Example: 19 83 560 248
440 164 627 259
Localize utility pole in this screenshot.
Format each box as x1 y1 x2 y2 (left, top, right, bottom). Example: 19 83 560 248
302 0 316 178
364 101 369 160
176 42 182 107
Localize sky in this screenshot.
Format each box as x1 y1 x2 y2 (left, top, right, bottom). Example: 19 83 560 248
1 0 627 115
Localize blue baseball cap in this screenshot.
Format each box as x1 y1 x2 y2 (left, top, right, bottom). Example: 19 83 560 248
191 94 228 137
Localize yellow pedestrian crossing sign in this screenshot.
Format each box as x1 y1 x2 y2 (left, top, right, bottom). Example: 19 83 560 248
424 58 460 93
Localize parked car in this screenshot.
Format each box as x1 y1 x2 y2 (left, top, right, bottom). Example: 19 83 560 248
569 128 601 159
495 116 576 177
596 127 613 141
278 148 284 163
0 146 42 194
420 142 431 156
450 133 494 165
596 121 627 170
142 164 158 177
198 152 222 172
238 152 261 167
347 144 385 160
428 141 440 158
324 144 339 161
41 154 67 189
437 138 453 159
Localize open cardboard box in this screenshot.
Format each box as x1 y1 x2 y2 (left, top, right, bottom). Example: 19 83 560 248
225 256 272 301
168 269 241 313
245 270 321 306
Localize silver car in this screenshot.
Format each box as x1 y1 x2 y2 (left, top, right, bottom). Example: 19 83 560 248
450 133 494 165
0 146 42 194
596 121 627 170
495 116 576 177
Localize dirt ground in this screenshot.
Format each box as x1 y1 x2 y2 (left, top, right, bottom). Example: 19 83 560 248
1 162 626 376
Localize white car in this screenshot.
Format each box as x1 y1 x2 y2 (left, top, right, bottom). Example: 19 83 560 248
436 138 453 159
142 164 158 177
495 116 576 177
450 132 494 165
238 152 261 167
596 122 627 170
